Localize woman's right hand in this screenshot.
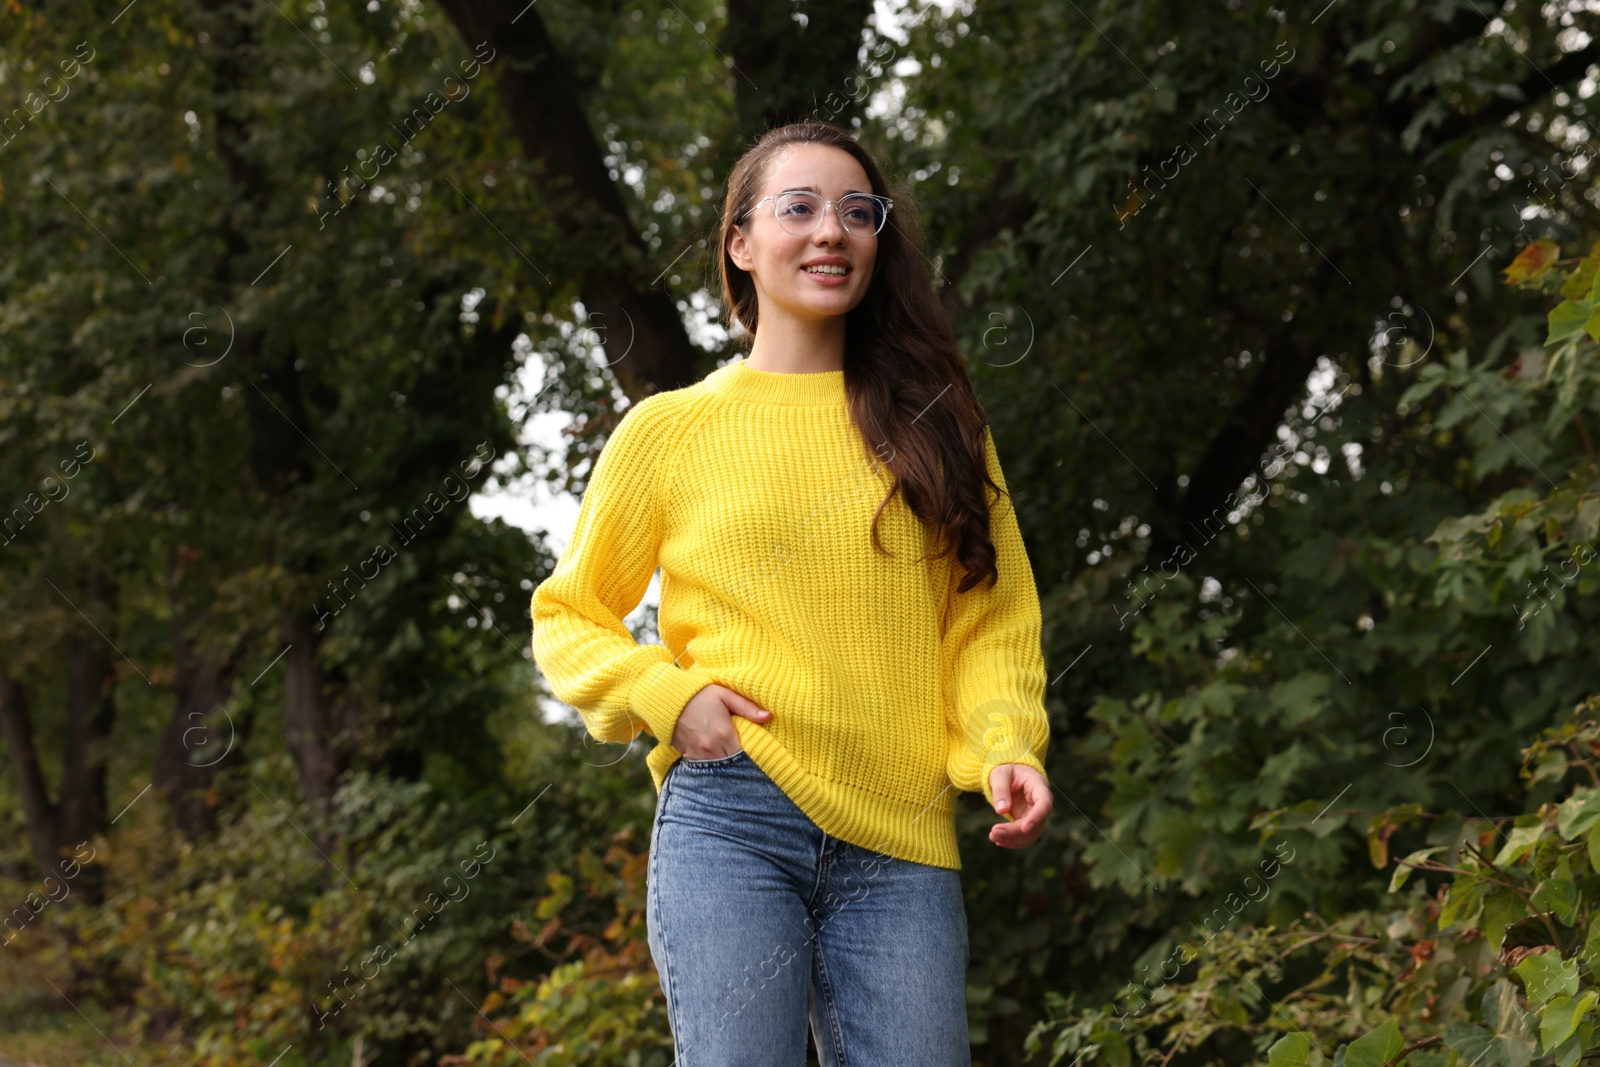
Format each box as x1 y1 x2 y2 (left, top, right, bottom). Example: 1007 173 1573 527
670 684 772 760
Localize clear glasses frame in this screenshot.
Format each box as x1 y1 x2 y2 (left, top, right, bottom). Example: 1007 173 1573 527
739 190 895 237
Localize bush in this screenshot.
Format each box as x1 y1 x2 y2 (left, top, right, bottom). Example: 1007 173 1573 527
441 824 674 1067
49 763 521 1067
1026 695 1600 1066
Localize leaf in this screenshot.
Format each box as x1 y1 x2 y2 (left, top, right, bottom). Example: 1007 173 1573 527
1444 1022 1494 1064
1547 257 1600 343
1268 1032 1314 1067
1539 991 1598 1051
1547 298 1595 345
1494 822 1547 867
1559 238 1600 299
1588 822 1600 874
1389 846 1445 893
1268 798 1350 839
1529 856 1581 926
1369 819 1397 869
1531 749 1570 786
1557 788 1600 839
1502 239 1561 284
1343 1018 1403 1067
1439 878 1490 931
1480 978 1541 1067
1482 889 1531 953
1087 1026 1130 1067
1516 951 1578 1004
1404 1052 1451 1067
1584 914 1600 973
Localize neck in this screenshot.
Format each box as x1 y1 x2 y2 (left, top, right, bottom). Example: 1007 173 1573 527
744 309 846 374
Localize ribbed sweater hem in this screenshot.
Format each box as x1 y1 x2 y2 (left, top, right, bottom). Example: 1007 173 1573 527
646 716 964 870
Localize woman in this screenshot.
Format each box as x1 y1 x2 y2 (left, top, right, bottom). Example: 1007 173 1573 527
530 120 1053 1066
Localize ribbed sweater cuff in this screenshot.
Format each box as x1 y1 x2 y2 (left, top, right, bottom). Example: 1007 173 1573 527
953 702 1050 814
629 660 714 746
979 750 1048 814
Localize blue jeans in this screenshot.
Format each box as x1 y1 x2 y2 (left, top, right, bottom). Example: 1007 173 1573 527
646 749 972 1066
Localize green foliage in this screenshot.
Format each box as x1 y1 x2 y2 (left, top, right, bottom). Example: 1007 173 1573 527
1027 697 1600 1066
0 765 535 1067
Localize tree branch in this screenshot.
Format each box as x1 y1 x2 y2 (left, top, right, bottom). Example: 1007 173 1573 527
431 0 708 400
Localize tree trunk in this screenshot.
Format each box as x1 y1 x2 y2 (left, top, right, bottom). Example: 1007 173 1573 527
279 612 345 807
0 671 58 881
151 558 251 837
0 572 118 901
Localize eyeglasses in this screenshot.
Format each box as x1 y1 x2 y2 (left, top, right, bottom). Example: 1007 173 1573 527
740 190 894 237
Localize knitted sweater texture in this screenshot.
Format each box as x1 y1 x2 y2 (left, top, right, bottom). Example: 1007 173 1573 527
529 356 1051 870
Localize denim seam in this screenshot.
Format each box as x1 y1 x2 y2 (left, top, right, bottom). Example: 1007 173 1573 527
650 782 687 1062
804 833 831 911
811 933 849 1066
806 839 851 1066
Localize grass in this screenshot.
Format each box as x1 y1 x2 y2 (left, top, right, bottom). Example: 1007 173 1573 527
0 1005 145 1067
0 929 152 1067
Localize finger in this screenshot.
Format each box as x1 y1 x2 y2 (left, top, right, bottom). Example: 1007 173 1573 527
989 824 1037 848
1013 780 1051 823
1030 779 1055 818
730 693 772 721
993 796 1044 837
993 817 1042 843
991 768 1013 816
1008 804 1047 836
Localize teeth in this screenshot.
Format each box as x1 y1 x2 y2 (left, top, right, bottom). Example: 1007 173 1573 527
804 265 848 275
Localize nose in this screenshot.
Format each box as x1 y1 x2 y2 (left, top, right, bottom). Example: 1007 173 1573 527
813 200 850 243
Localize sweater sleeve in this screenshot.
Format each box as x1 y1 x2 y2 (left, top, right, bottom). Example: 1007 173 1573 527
941 425 1052 813
530 397 714 749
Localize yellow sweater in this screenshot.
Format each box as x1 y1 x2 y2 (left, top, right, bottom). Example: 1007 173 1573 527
529 357 1051 870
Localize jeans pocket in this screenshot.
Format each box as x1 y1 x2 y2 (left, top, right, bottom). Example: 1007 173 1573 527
678 748 750 768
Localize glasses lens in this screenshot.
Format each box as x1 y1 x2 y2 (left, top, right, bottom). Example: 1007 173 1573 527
839 194 885 234
773 192 885 235
774 192 822 234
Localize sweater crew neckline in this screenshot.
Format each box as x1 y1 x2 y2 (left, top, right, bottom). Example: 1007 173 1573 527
709 357 847 406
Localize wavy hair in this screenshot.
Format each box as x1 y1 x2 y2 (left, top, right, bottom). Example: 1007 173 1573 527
715 120 1003 593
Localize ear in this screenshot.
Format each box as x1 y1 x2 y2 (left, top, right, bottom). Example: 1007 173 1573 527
727 226 753 272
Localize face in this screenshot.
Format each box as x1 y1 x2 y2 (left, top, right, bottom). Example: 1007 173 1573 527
727 142 880 324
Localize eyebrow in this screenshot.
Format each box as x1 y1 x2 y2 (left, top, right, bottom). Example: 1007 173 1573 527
779 184 872 196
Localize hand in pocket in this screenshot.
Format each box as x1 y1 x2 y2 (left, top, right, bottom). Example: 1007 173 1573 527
670 684 772 760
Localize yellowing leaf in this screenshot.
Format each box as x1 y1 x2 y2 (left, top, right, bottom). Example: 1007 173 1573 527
1502 239 1561 284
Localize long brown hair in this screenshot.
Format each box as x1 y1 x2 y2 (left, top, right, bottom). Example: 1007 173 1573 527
715 120 1003 593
